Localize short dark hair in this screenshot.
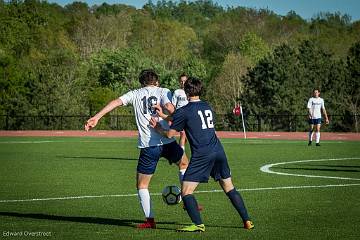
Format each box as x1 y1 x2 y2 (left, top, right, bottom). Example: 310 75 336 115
184 77 203 97
179 73 187 80
139 69 159 86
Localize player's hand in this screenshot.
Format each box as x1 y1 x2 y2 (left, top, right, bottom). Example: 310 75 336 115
85 117 99 131
325 118 329 125
153 104 165 118
149 117 158 128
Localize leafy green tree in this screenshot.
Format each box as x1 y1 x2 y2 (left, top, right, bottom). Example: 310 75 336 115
344 42 360 131
243 43 304 115
238 32 270 65
129 16 198 68
209 52 251 114
89 48 156 92
297 40 334 91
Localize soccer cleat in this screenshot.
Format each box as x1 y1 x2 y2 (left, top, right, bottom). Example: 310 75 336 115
136 218 156 229
177 224 205 232
316 143 320 146
244 220 254 230
308 141 312 146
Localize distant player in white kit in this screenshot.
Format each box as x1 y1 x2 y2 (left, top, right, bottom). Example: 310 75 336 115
172 74 189 150
85 69 188 229
307 89 329 146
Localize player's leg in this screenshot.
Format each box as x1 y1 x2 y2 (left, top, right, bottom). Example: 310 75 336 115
136 147 161 229
178 154 188 183
315 123 321 146
212 150 254 229
219 178 253 229
177 181 205 232
179 130 187 150
137 173 156 228
162 141 188 184
308 121 315 146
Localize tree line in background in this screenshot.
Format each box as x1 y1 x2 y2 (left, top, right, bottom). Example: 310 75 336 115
0 0 359 131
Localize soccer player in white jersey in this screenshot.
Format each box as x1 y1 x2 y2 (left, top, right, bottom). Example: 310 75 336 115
172 74 189 150
85 69 188 229
307 89 329 146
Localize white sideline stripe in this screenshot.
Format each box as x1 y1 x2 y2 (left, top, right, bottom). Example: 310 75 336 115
221 141 344 144
260 157 360 180
1 183 360 203
0 140 134 144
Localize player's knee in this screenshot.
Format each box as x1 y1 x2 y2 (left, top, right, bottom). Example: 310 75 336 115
181 182 197 196
136 175 151 189
137 182 149 189
179 161 188 169
181 188 194 196
178 156 188 169
219 178 234 192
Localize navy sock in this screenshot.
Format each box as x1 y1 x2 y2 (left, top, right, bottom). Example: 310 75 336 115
182 194 203 225
226 188 250 222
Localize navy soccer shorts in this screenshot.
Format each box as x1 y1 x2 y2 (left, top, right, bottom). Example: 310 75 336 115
309 118 322 125
183 149 231 183
137 140 184 175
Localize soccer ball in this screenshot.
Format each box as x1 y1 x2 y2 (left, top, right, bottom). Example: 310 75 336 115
162 185 182 205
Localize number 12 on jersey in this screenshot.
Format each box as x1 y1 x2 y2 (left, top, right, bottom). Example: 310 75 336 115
198 110 214 129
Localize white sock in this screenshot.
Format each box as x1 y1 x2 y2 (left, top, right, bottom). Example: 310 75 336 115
315 132 320 143
178 169 186 184
138 189 154 218
309 130 314 141
181 145 185 150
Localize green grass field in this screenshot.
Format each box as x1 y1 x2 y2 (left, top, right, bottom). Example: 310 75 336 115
0 137 359 240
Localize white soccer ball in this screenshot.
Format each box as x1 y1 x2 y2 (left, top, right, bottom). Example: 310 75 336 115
162 185 182 205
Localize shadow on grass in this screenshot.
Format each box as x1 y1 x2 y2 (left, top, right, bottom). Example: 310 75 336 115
0 211 175 230
0 211 243 230
58 156 138 161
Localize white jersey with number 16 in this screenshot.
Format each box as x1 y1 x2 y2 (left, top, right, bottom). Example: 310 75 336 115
120 86 175 148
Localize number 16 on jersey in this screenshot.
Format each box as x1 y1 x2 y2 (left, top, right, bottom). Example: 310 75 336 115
198 110 214 129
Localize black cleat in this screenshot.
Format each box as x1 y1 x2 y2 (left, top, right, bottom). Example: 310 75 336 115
308 141 312 146
316 143 320 146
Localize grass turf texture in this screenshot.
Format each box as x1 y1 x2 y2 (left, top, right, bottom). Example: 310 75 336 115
0 137 359 240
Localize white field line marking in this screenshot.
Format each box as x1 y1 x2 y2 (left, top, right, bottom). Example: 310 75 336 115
221 141 344 144
260 157 360 180
0 140 135 144
1 183 360 203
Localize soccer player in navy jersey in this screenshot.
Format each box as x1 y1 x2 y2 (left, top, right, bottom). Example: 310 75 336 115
150 77 254 232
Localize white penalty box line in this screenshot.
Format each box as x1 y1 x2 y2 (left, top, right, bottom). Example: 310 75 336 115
1 183 360 203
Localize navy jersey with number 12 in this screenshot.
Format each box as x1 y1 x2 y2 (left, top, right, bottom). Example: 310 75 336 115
170 100 222 156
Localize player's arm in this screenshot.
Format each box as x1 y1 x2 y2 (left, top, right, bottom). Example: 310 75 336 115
307 99 312 119
85 98 123 131
149 117 178 138
322 107 329 124
307 108 312 119
153 103 174 122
